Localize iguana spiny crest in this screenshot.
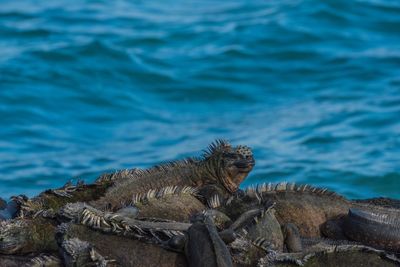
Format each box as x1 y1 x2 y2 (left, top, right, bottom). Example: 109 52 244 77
91 140 255 211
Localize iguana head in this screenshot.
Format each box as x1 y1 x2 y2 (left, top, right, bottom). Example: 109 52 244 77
0 218 57 254
204 140 255 193
0 220 29 254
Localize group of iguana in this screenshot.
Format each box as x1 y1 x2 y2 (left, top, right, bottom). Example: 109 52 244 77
0 140 399 267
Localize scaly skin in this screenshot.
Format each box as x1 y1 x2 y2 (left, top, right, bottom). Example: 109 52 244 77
222 183 350 237
240 182 351 238
56 205 262 267
353 197 400 209
57 223 154 267
231 183 400 245
90 140 255 211
0 189 204 266
224 182 400 256
0 218 58 255
336 205 400 253
0 139 254 259
3 181 398 266
185 214 233 267
1 140 398 267
55 187 265 267
57 218 232 267
0 174 135 258
18 179 116 218
46 140 255 264
260 240 400 267
132 186 206 222
0 254 61 267
0 186 209 259
0 188 205 266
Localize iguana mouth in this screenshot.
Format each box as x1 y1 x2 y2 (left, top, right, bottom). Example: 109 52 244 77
222 157 255 193
234 159 255 172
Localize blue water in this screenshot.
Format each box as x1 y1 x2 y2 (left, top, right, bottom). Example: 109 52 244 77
1 0 399 199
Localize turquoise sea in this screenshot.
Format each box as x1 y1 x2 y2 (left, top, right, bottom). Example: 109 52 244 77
0 0 399 199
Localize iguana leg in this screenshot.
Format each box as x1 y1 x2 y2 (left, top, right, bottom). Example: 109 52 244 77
164 228 236 254
227 235 267 267
26 254 62 267
281 223 302 253
228 208 264 231
199 185 229 209
197 209 232 230
60 237 117 267
185 214 233 267
60 238 91 267
321 215 347 240
233 204 285 252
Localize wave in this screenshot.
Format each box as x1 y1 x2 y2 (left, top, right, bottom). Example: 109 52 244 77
0 0 399 199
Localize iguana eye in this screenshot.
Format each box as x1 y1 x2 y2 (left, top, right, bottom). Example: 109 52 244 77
223 152 238 159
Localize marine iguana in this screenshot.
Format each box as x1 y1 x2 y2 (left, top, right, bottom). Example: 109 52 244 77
258 239 400 267
219 182 351 238
9 140 253 219
0 188 212 266
0 141 255 263
14 171 133 218
1 140 399 267
222 182 400 253
0 181 266 266
323 204 400 253
90 140 254 212
1 182 399 267
55 212 235 267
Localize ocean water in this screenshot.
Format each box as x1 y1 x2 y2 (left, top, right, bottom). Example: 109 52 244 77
0 0 399 199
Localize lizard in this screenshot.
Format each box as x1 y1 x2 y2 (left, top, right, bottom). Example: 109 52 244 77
55 212 235 267
88 140 255 212
2 181 399 266
12 169 140 219
0 141 255 263
14 140 254 221
220 182 400 256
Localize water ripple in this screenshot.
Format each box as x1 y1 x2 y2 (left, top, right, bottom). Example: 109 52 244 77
0 0 399 199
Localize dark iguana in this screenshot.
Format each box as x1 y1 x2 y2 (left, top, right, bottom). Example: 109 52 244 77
323 203 400 253
222 182 400 253
14 170 140 219
0 253 61 267
241 182 350 237
1 139 399 266
12 137 256 220
90 140 254 212
0 141 255 265
1 182 399 267
259 240 400 267
56 212 235 267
